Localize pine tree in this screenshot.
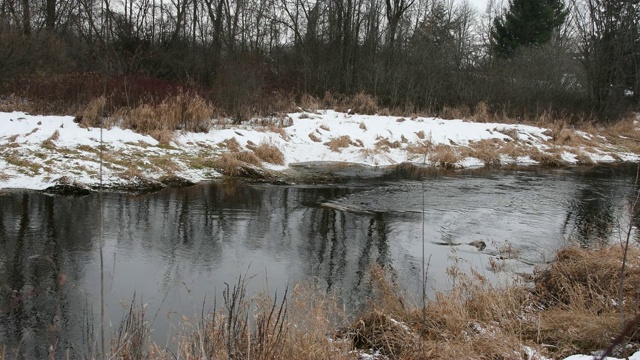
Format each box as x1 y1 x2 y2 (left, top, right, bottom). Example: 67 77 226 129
491 0 568 58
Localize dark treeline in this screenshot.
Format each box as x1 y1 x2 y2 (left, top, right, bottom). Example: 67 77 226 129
0 0 638 121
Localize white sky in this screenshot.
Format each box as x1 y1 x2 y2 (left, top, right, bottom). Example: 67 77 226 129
468 0 490 12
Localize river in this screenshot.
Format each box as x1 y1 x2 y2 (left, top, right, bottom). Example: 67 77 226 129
0 163 638 358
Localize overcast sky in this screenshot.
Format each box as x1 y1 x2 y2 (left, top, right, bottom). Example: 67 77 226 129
469 0 490 13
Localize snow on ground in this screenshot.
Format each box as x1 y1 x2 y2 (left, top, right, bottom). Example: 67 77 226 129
2 111 640 358
1 110 639 190
563 352 640 360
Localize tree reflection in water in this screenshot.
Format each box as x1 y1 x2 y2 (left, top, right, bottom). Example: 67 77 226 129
0 164 639 357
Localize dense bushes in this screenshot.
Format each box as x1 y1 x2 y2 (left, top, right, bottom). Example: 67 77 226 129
0 0 638 122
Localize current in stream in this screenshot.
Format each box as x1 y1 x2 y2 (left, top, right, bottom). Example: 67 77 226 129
0 164 638 358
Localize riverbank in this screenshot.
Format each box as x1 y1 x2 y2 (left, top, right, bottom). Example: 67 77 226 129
1 110 639 191
2 245 636 359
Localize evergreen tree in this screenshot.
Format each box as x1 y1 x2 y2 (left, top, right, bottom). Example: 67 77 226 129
491 0 568 58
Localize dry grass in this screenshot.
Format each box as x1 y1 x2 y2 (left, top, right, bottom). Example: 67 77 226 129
300 93 321 112
378 108 391 116
149 156 181 173
249 142 285 165
466 139 501 167
266 125 289 140
542 122 597 148
25 127 39 136
319 124 330 132
188 155 218 170
308 133 322 142
495 127 520 141
149 130 175 146
41 130 60 149
122 92 215 136
472 102 492 123
6 134 19 142
218 137 242 152
533 246 640 357
406 141 433 159
349 92 378 115
120 166 145 180
530 148 566 167
347 245 640 359
429 144 459 168
76 96 108 128
499 140 529 160
573 150 595 165
322 91 338 109
3 246 636 359
4 151 41 175
212 151 263 176
0 95 33 113
601 116 640 153
374 138 402 151
359 122 367 130
440 104 472 120
325 135 353 152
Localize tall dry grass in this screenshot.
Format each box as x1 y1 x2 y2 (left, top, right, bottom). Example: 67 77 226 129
212 151 263 177
325 135 354 152
248 142 285 165
123 92 216 134
72 92 218 144
2 245 637 359
429 144 459 168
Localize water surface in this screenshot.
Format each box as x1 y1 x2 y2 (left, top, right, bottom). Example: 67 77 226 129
0 164 638 358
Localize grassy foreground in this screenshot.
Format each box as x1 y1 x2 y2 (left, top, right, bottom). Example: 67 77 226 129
2 245 640 359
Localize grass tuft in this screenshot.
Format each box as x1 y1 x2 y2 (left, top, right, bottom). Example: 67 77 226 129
530 149 566 167
249 142 285 165
76 96 108 128
349 92 378 115
325 135 354 152
219 138 242 152
308 133 322 142
467 139 501 167
1 245 634 359
300 93 321 112
429 144 459 168
42 130 60 149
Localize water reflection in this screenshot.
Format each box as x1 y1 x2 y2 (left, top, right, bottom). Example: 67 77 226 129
0 164 638 357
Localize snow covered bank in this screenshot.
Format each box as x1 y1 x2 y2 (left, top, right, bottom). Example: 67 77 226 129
1 110 639 190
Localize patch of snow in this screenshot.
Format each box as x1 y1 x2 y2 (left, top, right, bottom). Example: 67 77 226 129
563 350 640 360
2 110 640 190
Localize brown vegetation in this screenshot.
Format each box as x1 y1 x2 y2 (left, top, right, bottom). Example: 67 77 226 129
429 144 459 168
122 92 215 134
530 149 566 167
325 135 354 152
374 138 402 150
41 130 60 149
466 139 501 167
213 151 263 176
27 245 637 360
308 133 322 142
249 142 285 165
348 92 378 115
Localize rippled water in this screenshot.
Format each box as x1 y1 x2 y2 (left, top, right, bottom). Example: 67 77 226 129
0 164 638 357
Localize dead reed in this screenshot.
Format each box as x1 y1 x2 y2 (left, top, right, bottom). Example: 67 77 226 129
308 133 322 142
429 144 459 168
2 245 637 359
42 130 60 149
249 142 285 165
213 151 263 176
324 135 354 152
